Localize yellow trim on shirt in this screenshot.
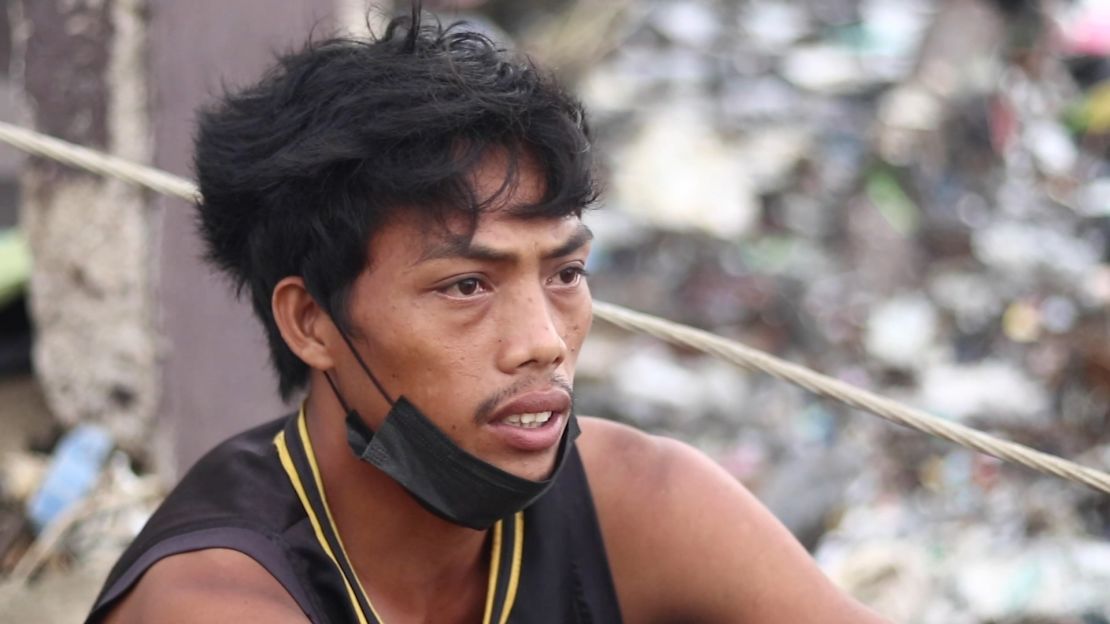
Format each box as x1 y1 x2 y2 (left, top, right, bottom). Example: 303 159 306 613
278 406 525 624
481 519 503 624
273 429 369 624
295 409 387 623
500 512 525 624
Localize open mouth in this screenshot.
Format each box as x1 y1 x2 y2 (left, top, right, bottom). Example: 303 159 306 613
488 408 566 453
500 411 555 429
484 387 571 452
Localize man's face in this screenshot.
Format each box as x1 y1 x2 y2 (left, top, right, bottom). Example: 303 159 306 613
335 159 593 481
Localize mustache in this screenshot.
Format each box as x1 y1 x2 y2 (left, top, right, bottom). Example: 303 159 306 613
473 376 574 425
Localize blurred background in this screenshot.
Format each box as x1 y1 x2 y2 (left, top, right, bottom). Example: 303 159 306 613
0 0 1106 621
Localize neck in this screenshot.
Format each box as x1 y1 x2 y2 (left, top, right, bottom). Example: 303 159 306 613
303 389 489 622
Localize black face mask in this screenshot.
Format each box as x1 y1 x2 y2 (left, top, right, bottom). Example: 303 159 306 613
324 332 580 531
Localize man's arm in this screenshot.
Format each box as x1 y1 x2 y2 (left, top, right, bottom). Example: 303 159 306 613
100 549 307 624
578 417 889 624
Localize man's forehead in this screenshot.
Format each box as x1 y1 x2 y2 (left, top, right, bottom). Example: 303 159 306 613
414 216 593 265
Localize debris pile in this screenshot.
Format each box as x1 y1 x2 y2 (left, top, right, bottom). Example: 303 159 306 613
554 0 1110 621
0 407 160 622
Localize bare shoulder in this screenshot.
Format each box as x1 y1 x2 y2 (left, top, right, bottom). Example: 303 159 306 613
576 415 736 522
100 548 307 624
576 416 667 491
576 416 888 624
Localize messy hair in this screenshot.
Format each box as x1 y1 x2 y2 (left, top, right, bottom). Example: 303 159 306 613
194 4 597 398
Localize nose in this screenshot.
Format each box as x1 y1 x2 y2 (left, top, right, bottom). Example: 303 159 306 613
496 289 567 374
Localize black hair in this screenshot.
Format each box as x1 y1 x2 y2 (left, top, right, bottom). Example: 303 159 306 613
194 5 597 399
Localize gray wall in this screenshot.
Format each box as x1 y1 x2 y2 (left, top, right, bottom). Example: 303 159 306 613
150 0 339 476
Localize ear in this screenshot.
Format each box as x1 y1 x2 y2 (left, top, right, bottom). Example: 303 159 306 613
272 276 337 371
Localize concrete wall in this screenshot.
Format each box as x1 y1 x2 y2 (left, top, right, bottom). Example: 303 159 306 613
20 0 160 449
17 0 384 477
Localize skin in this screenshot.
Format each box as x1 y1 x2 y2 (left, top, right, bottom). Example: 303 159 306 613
104 157 888 624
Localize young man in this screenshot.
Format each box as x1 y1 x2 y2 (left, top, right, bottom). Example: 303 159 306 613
89 8 887 624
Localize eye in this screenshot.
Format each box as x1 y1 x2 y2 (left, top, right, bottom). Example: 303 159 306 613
554 266 589 287
440 277 489 298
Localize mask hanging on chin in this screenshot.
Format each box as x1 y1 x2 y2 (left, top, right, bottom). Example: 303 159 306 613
323 332 580 531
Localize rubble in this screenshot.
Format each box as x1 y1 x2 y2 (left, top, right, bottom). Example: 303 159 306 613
562 0 1110 620
863 294 939 369
0 379 159 621
612 103 760 239
917 359 1050 424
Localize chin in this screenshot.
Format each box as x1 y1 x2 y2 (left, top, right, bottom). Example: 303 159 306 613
501 451 559 482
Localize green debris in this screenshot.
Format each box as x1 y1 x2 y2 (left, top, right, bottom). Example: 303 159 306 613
866 167 920 236
742 235 797 274
0 228 31 308
1065 80 1110 135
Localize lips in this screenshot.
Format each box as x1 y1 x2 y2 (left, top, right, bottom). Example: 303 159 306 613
489 388 571 424
487 388 571 452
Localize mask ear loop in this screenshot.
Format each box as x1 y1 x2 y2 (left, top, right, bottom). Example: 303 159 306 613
312 296 395 440
309 291 393 404
322 329 397 448
322 371 353 412
322 369 378 449
334 330 395 406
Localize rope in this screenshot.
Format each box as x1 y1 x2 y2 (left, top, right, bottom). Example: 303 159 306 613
0 122 199 201
593 302 1110 494
1 120 1107 496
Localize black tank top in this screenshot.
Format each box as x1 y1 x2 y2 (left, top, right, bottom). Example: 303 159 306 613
85 411 623 623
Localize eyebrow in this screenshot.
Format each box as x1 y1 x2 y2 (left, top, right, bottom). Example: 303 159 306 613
417 222 594 265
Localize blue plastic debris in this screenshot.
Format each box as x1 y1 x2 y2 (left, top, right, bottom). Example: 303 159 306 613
26 424 114 532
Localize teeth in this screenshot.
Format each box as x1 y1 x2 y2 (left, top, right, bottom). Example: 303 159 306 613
502 411 552 428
